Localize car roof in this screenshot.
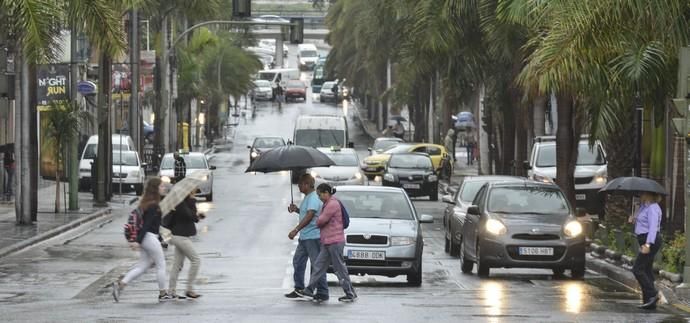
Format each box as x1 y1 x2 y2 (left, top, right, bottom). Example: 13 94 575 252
389 152 430 158
335 185 407 193
487 179 560 189
463 175 524 182
163 152 205 157
375 137 403 142
317 147 357 154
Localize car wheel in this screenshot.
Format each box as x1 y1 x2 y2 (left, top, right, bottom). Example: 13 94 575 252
206 192 213 202
552 268 566 277
366 175 375 181
571 263 585 279
135 184 143 196
429 186 439 201
407 259 422 286
476 242 490 277
460 237 474 274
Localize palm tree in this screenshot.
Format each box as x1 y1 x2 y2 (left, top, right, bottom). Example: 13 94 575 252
42 101 91 213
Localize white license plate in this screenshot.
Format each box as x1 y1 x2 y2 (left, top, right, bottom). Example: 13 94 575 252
365 167 377 171
576 194 586 200
403 183 420 189
518 247 554 256
348 250 386 260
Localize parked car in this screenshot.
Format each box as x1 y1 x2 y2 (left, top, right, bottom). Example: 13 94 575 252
111 150 146 195
79 134 136 191
442 175 524 257
309 147 364 187
247 136 286 164
336 185 434 286
319 81 336 102
361 143 448 180
381 153 438 200
159 152 216 201
368 137 404 156
252 80 273 101
284 80 307 102
460 179 586 278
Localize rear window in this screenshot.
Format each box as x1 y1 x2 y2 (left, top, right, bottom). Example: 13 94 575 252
294 129 344 147
337 191 414 220
389 155 432 169
326 153 358 166
488 187 570 215
254 138 284 148
300 50 318 58
287 81 304 88
160 155 207 169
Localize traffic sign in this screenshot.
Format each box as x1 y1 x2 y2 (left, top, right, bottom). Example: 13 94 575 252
77 80 97 96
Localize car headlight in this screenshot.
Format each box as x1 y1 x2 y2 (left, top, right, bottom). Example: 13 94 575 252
353 172 362 180
485 219 507 235
594 175 607 184
383 173 395 182
129 171 139 177
161 176 171 183
428 174 438 182
391 236 415 246
564 220 583 238
311 170 320 178
533 174 553 183
250 151 258 158
202 175 209 181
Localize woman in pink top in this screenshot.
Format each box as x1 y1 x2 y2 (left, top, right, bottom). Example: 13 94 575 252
297 183 357 302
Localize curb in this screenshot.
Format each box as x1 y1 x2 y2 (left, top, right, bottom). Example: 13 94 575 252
0 207 113 259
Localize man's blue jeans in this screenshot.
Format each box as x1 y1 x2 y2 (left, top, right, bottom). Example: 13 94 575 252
293 238 329 297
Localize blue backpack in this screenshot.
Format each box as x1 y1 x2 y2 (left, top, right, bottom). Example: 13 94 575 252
338 200 350 229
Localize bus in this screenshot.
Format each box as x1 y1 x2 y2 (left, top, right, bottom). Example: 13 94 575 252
312 57 327 93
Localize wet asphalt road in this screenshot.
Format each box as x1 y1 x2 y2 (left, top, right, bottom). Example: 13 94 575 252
0 46 689 323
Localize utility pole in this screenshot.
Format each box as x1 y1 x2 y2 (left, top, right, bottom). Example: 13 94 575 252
95 53 111 206
674 46 690 294
129 10 141 152
68 27 79 210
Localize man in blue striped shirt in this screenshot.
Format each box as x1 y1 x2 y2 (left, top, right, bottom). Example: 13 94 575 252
631 192 663 310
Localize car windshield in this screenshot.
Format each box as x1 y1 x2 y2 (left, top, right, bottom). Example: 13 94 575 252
326 153 358 166
337 191 414 220
83 144 128 159
112 152 138 166
314 66 324 79
384 145 413 154
294 129 344 147
258 72 275 81
322 82 334 90
389 155 432 169
254 138 284 148
459 181 486 203
373 139 401 151
254 80 270 88
287 81 304 88
488 187 570 215
536 143 606 167
160 155 207 169
301 50 318 58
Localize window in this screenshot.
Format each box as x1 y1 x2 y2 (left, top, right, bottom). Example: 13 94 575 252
412 146 427 153
427 146 442 156
160 155 208 170
327 153 358 166
488 187 570 215
536 143 606 167
373 139 401 151
113 152 139 166
336 191 414 220
389 155 432 169
459 181 486 203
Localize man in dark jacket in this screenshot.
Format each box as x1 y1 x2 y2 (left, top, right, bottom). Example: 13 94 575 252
165 192 204 299
173 152 186 183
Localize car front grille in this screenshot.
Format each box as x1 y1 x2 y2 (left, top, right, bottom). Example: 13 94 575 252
112 173 128 178
347 234 388 245
506 246 566 261
512 233 561 241
324 176 349 181
574 177 593 185
346 259 403 267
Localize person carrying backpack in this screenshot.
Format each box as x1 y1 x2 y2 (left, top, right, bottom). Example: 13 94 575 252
297 183 357 303
112 177 174 302
165 190 205 299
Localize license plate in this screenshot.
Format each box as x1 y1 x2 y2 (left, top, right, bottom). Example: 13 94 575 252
576 194 586 200
403 183 420 189
518 247 554 256
348 250 385 260
365 167 377 171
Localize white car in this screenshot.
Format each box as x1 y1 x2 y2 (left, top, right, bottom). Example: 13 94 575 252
158 152 216 201
310 147 365 186
111 150 146 195
258 39 288 57
79 134 136 191
253 80 273 101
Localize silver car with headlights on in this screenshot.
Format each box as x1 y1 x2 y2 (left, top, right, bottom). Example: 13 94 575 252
460 179 586 278
310 147 364 186
335 186 434 286
158 152 216 201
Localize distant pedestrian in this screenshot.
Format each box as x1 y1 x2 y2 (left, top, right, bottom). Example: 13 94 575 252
630 192 664 310
284 174 329 301
173 152 186 183
466 132 476 165
297 183 357 303
166 190 205 299
392 120 405 140
3 151 15 200
112 177 173 302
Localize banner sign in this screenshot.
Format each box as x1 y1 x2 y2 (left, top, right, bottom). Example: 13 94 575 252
37 64 70 106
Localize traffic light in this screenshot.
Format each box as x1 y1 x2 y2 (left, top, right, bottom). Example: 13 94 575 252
672 98 687 138
290 18 304 44
232 0 251 18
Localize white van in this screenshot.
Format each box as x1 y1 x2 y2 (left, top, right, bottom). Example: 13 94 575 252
292 115 352 183
257 68 300 86
297 44 319 71
79 134 136 190
525 136 607 215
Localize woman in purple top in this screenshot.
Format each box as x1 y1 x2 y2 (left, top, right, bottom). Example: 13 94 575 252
631 192 663 310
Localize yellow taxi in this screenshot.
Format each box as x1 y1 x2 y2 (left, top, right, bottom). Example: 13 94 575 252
360 143 449 179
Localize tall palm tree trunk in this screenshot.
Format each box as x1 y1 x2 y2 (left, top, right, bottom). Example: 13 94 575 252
555 93 576 207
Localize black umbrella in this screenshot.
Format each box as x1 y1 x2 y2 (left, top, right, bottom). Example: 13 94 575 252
599 176 667 195
389 115 407 122
245 145 335 202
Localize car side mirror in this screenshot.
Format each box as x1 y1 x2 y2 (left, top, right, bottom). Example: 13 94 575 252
523 161 531 170
442 195 455 204
419 214 434 223
141 162 148 167
209 166 217 170
467 205 480 215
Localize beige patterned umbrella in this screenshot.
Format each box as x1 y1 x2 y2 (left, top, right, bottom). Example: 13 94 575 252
159 170 209 215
